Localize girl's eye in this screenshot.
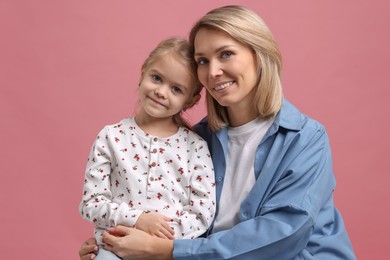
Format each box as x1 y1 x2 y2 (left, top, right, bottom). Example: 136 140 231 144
221 51 233 59
151 74 162 82
197 58 208 65
172 86 183 94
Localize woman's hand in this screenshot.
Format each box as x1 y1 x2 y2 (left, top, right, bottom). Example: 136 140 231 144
103 225 174 259
79 237 98 260
135 212 175 239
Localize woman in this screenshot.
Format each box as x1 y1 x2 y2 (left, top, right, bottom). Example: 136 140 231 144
80 5 355 259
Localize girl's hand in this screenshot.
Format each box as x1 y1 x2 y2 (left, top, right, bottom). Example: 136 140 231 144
79 237 98 260
102 225 173 259
135 212 175 239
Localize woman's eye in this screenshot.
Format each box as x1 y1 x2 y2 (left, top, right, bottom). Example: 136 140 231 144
221 51 233 59
151 74 162 82
172 86 183 94
197 58 208 65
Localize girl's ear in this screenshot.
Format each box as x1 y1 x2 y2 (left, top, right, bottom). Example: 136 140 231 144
183 94 201 111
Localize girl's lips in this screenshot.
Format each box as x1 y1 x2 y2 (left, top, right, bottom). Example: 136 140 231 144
148 96 167 108
213 81 234 91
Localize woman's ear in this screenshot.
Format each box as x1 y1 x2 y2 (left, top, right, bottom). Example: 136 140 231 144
183 94 201 111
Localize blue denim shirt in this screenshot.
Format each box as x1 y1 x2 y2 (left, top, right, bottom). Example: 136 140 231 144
173 99 355 259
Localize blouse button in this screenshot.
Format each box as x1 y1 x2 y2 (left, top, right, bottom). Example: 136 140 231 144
150 177 154 181
153 137 158 142
152 148 157 153
151 162 156 167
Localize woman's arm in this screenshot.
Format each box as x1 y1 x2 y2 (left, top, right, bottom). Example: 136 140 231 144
173 124 354 259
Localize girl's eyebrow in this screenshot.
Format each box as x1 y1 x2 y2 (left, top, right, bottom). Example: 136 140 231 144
194 45 235 57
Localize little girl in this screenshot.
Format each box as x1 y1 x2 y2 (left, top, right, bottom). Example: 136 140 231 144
79 38 216 259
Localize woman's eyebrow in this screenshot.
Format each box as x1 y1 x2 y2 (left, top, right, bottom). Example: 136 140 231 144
194 45 235 57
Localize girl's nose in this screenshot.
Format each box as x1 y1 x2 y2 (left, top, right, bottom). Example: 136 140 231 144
154 85 168 99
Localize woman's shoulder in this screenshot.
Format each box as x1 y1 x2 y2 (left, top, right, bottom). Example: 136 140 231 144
279 99 326 133
193 117 212 140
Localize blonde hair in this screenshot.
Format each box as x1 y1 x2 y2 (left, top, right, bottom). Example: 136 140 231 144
189 5 283 131
139 37 202 130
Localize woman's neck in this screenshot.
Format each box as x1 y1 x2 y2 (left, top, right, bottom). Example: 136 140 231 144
227 104 259 127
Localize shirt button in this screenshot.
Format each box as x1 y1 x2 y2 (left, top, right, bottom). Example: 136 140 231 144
152 148 157 153
217 176 223 182
151 162 156 167
153 137 158 142
149 177 154 181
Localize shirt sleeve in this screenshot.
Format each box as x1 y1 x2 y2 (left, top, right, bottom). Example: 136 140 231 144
173 125 346 259
79 127 143 229
171 137 216 239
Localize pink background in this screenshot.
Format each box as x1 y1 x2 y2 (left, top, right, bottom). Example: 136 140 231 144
1 0 389 259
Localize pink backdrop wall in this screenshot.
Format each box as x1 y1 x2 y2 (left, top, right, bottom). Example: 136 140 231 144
1 0 389 259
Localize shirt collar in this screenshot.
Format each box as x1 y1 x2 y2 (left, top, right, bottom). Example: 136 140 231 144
273 98 302 131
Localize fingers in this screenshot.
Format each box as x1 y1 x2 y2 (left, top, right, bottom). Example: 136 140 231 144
107 225 131 236
156 229 174 240
160 222 175 239
163 215 173 222
80 253 96 260
102 230 119 246
79 238 98 259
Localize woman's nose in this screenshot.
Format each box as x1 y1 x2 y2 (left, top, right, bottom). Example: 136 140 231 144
208 61 223 78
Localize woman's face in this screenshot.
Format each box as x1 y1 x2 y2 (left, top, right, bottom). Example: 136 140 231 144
194 28 258 110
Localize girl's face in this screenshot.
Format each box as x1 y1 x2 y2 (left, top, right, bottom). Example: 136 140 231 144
194 28 258 110
138 53 194 122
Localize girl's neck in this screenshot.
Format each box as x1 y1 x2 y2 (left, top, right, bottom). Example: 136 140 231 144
134 113 179 138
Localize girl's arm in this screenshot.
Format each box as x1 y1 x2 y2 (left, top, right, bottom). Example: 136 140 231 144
79 128 143 230
170 138 216 239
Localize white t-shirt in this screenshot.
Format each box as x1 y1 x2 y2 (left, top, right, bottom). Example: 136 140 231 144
212 117 274 233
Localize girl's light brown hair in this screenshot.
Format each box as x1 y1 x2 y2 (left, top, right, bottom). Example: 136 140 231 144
189 5 283 131
139 37 202 130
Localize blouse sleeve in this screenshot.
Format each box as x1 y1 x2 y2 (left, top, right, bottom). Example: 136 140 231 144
79 127 143 229
170 136 216 239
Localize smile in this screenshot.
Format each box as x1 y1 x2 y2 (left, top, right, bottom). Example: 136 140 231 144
214 81 234 91
148 96 167 108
